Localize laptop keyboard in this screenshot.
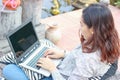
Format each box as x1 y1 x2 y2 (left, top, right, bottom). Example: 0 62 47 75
27 47 48 69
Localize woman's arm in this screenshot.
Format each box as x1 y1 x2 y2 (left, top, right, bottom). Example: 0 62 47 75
51 69 66 80
44 48 66 59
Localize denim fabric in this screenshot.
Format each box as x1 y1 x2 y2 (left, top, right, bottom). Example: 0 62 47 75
2 64 28 80
41 76 53 80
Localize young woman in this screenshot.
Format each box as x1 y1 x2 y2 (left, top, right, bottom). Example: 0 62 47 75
3 3 120 80
36 3 120 80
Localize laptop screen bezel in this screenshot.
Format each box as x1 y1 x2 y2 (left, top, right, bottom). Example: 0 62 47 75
6 19 40 63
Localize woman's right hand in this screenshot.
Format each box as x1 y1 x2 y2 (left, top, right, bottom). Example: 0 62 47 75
44 48 65 59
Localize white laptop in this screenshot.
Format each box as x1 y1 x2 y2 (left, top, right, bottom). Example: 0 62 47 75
6 19 61 77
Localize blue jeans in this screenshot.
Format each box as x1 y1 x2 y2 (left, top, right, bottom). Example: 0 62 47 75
2 64 29 80
41 76 53 80
2 64 53 80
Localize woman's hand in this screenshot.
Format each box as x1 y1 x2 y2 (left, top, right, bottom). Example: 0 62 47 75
37 57 56 72
44 48 65 59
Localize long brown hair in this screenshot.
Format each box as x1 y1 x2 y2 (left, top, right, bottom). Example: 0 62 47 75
81 3 120 63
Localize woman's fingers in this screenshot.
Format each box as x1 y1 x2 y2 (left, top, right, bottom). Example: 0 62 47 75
37 58 43 63
37 58 45 66
44 49 54 57
36 62 42 67
47 54 55 58
44 49 53 55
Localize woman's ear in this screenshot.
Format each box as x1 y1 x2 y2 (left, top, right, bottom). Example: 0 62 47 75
90 27 94 34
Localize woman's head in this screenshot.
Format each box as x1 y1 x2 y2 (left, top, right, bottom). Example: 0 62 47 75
80 3 120 63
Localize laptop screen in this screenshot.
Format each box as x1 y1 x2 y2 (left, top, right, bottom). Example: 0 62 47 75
9 22 38 58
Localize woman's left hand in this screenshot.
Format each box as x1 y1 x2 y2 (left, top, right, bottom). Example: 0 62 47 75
36 57 56 72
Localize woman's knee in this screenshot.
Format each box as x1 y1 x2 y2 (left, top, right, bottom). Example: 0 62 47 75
3 64 28 80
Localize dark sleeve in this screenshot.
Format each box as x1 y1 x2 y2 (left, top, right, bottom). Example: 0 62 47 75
88 60 118 80
101 60 118 80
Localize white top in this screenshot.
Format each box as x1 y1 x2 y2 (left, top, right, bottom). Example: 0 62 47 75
51 45 111 80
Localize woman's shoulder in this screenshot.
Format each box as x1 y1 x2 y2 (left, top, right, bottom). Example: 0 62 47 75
73 45 101 60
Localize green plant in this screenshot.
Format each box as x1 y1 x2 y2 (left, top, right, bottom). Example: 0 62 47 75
96 0 99 2
114 0 120 7
110 0 117 5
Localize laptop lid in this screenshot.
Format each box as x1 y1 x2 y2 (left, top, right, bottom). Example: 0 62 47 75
6 19 40 63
